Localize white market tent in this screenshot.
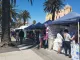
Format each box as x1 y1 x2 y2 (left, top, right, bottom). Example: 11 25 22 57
51 12 80 43
14 25 29 30
19 25 29 29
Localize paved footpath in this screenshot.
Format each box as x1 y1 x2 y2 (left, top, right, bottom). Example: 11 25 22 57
0 49 44 60
0 46 71 60
32 48 71 60
0 37 44 60
0 37 71 60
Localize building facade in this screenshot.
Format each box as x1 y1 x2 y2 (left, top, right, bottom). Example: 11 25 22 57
45 4 72 21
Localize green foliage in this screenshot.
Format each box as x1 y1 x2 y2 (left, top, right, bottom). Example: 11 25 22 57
0 1 18 20
11 0 16 6
33 20 36 24
11 0 33 6
44 0 64 13
43 0 65 20
19 10 31 25
10 4 18 20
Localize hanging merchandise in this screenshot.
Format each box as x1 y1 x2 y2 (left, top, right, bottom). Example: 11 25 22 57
71 43 80 60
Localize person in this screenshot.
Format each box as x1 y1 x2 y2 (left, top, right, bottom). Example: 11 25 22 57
35 30 40 49
43 29 48 49
63 29 73 58
11 30 16 38
57 30 63 53
53 30 63 53
36 31 39 44
72 32 78 43
45 29 48 48
16 31 19 43
39 30 43 48
19 29 24 44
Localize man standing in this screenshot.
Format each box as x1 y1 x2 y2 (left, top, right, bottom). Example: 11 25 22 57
19 29 24 44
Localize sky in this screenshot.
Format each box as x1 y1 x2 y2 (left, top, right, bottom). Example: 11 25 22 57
16 0 80 24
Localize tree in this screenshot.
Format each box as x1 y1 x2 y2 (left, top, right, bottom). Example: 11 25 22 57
1 0 33 46
43 0 64 20
10 4 18 28
0 0 18 29
15 19 23 27
10 4 18 21
1 0 11 45
0 5 1 18
0 0 2 20
19 10 31 25
33 20 36 24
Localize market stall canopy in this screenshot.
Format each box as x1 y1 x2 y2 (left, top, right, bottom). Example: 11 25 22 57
25 24 35 30
43 20 52 26
35 22 45 29
52 12 80 25
14 25 28 30
19 25 28 29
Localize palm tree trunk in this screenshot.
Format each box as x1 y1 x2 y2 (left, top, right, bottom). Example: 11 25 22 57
52 8 56 20
24 19 26 25
1 0 11 44
52 11 55 20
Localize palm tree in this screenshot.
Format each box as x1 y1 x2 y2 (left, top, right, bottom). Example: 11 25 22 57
19 10 31 25
43 0 64 20
10 4 18 20
33 20 36 24
0 7 1 17
16 19 23 27
0 0 2 20
0 2 18 29
0 1 17 21
10 4 19 28
1 0 33 46
1 0 11 45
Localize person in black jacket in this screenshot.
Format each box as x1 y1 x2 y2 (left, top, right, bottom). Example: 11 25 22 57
19 29 24 44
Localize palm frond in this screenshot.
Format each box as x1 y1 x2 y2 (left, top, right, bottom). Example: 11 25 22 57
43 0 64 13
43 0 65 20
11 0 16 6
18 10 31 25
28 0 33 5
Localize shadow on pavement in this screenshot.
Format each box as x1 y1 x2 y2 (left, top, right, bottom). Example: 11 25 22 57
0 38 37 53
16 39 38 50
0 46 20 53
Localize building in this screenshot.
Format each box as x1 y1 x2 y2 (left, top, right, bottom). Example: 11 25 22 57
45 4 72 21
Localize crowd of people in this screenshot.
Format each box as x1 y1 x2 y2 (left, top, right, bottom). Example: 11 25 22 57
26 29 48 49
11 28 79 59
11 29 24 44
11 29 48 49
53 29 79 58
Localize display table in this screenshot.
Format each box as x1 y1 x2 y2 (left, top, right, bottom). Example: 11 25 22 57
71 42 80 60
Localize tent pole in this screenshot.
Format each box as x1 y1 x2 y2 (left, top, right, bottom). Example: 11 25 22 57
78 21 79 43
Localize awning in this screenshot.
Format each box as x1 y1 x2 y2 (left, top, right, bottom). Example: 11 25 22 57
52 12 80 25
